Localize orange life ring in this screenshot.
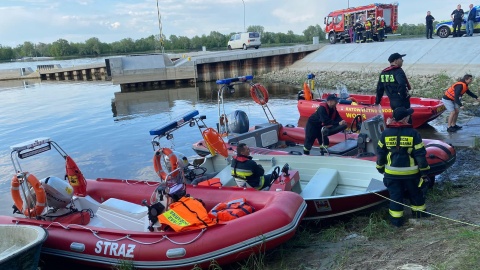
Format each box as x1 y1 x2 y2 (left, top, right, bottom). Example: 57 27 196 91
65 156 87 197
11 172 46 218
202 128 229 157
250 83 269 105
153 148 179 180
303 82 313 101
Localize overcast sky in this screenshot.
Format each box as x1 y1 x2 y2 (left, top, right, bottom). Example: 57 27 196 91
0 0 473 47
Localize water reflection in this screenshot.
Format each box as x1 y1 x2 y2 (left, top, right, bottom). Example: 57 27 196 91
112 87 199 119
0 79 39 90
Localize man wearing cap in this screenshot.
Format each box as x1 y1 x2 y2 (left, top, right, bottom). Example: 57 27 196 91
303 94 347 155
375 53 412 115
376 107 431 227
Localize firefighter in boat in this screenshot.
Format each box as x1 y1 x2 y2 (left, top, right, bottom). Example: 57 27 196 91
303 94 347 155
231 143 272 190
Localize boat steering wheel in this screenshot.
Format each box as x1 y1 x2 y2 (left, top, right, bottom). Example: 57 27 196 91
270 166 281 183
184 165 207 181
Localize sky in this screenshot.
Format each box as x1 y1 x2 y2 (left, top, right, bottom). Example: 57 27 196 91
0 0 473 47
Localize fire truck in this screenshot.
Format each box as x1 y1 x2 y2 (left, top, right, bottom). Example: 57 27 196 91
324 3 399 44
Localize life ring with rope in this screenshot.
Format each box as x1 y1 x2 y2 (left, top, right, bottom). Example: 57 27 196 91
153 148 179 180
250 83 269 105
11 172 47 218
202 127 229 157
303 82 313 101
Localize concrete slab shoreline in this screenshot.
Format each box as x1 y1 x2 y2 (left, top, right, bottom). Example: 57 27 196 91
290 36 480 78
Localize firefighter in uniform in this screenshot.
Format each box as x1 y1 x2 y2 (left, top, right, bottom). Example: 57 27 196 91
375 53 412 114
441 74 480 132
231 143 272 190
303 94 347 155
376 107 431 227
354 19 364 43
364 17 373 42
377 17 385 42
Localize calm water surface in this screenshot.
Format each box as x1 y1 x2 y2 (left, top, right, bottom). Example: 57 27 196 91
0 59 302 216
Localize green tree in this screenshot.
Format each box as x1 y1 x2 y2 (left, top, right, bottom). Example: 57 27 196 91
50 39 73 57
247 25 265 36
0 45 15 60
84 37 103 55
303 24 326 42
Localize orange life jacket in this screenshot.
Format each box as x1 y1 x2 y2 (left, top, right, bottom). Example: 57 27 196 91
209 198 254 223
158 196 217 232
445 82 468 100
197 178 222 187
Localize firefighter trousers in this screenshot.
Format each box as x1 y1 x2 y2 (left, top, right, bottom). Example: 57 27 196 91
304 123 347 151
383 174 426 222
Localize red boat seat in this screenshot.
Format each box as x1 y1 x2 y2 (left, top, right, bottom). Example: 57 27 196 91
300 168 338 199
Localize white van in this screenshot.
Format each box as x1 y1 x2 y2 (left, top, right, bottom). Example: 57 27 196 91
227 32 261 50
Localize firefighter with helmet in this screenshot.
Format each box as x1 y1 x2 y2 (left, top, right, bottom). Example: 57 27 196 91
354 19 364 43
377 17 385 42
364 17 373 42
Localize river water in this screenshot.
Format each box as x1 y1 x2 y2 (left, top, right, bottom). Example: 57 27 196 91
0 58 305 216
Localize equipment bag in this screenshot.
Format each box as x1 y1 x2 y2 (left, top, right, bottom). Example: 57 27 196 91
209 198 255 222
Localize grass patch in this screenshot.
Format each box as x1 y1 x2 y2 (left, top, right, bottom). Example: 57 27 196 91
112 259 135 270
427 180 460 203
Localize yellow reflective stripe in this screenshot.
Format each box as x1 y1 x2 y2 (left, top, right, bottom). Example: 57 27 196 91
419 166 430 171
387 152 392 165
409 155 415 167
385 165 419 175
256 176 265 190
231 169 253 179
376 164 384 169
389 209 403 218
163 210 191 227
411 204 426 211
418 178 424 188
378 141 384 148
414 142 425 150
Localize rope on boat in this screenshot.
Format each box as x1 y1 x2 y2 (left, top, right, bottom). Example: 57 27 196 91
123 179 161 187
42 222 207 245
371 191 480 228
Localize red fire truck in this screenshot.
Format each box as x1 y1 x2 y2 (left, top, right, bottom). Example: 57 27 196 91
324 3 399 44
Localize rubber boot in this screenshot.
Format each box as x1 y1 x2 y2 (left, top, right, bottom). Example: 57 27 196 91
303 148 310 155
412 210 431 218
390 217 404 227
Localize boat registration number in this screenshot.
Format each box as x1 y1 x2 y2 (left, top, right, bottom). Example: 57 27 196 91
313 199 332 212
95 241 136 258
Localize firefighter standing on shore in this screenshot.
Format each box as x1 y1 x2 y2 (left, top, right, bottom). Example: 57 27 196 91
364 18 373 42
376 107 431 227
355 19 364 43
377 17 385 42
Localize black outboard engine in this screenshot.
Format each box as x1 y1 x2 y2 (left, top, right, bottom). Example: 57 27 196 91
356 114 385 157
297 90 305 100
227 110 249 134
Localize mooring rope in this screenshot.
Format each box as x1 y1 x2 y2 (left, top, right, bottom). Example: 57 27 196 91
371 191 480 228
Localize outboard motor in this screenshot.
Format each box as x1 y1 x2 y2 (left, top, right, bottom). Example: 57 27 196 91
41 176 74 209
227 110 249 134
357 114 385 157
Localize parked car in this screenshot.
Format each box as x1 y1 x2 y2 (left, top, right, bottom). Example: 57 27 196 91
227 32 261 50
435 5 480 38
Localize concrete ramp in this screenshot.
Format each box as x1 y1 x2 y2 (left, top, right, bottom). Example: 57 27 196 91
291 36 480 77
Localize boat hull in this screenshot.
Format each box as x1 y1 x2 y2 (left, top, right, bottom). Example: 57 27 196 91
298 94 446 128
0 179 306 270
0 225 47 270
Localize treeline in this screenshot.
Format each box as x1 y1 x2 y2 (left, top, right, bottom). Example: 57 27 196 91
0 23 436 61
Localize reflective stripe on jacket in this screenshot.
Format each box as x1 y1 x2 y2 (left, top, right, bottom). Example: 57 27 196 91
231 155 265 190
376 122 430 178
